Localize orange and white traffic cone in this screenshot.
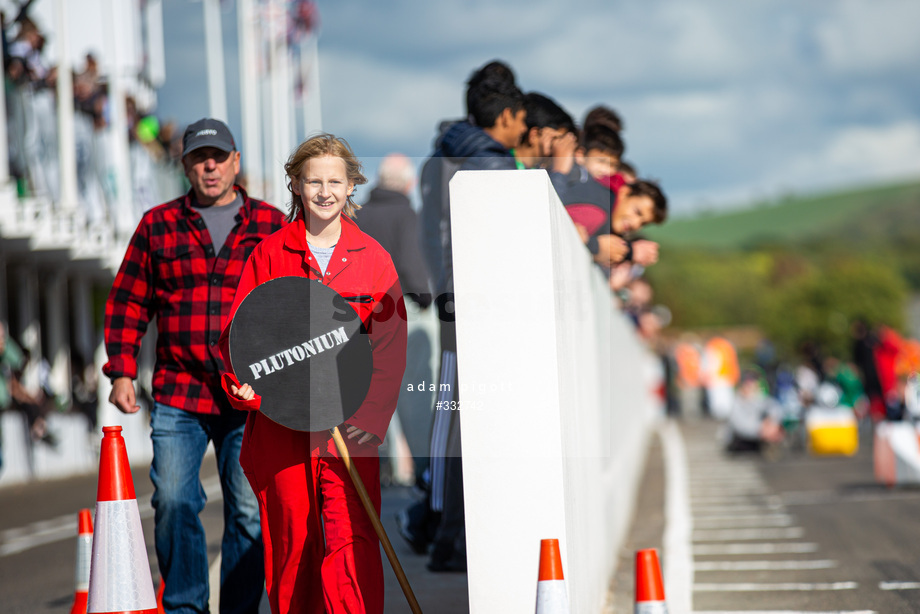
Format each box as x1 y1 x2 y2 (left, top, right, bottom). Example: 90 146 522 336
535 538 570 614
635 548 668 613
70 508 93 614
156 579 166 614
86 426 158 614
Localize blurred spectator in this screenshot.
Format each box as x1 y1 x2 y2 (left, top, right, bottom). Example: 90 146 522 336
157 120 184 162
616 160 638 184
513 92 576 172
73 53 106 128
6 17 53 86
622 276 653 325
794 360 819 408
874 326 902 419
558 112 668 271
700 335 740 420
583 104 623 133
1 321 25 471
355 153 431 307
70 353 98 430
851 318 885 421
673 335 704 417
6 16 59 199
2 341 57 447
823 356 866 417
884 373 909 421
725 369 784 453
566 176 667 270
558 122 624 212
72 52 110 222
415 59 526 573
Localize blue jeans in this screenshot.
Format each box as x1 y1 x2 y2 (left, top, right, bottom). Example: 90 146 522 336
150 403 264 614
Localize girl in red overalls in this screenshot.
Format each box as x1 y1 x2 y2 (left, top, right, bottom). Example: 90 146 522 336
219 134 407 613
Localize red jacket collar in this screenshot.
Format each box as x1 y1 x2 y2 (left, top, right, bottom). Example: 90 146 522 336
281 213 368 254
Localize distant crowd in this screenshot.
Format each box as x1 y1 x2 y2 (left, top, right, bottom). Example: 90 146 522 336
3 12 183 219
664 320 920 455
415 60 668 324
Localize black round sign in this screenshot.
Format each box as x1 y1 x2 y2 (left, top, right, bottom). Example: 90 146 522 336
228 276 373 432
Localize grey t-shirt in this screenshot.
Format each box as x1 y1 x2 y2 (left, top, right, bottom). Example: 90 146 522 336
310 244 336 275
193 192 243 252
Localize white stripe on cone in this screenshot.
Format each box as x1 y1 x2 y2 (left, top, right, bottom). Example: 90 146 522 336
87 499 157 613
75 533 92 592
535 579 569 613
636 601 668 613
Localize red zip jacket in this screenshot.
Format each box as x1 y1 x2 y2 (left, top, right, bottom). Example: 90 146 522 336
218 214 407 443
103 186 286 415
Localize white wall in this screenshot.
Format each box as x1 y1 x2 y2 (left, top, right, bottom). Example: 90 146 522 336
450 170 660 613
0 410 153 489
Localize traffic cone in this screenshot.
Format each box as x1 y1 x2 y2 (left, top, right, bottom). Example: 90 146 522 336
156 579 166 614
635 548 668 613
70 509 93 614
535 538 570 614
86 426 158 614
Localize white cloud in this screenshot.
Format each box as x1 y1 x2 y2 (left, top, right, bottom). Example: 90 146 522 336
318 50 462 155
785 121 920 186
814 0 920 75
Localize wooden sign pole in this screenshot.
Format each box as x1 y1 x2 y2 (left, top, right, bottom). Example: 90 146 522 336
330 426 423 614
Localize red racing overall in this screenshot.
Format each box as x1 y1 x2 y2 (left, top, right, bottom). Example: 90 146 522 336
219 214 407 613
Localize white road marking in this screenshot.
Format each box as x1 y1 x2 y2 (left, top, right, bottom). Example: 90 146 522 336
694 515 794 528
690 484 770 499
782 489 920 506
694 581 858 592
691 495 777 505
690 477 767 485
0 476 222 557
879 581 920 590
693 504 786 515
694 542 818 555
694 527 804 542
694 610 875 614
694 559 837 571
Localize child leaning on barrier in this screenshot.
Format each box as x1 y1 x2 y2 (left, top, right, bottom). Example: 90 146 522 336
219 133 407 614
561 121 668 270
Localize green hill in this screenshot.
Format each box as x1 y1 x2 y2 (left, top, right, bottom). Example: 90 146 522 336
644 180 920 249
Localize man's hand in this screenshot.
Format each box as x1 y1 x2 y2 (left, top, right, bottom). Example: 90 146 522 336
345 424 376 445
594 234 630 268
630 240 659 266
230 383 256 401
109 377 141 414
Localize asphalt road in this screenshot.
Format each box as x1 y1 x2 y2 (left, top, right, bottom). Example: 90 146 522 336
0 454 467 614
9 417 918 614
614 418 920 613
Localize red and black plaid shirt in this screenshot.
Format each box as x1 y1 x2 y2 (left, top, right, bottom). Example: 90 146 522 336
103 186 287 415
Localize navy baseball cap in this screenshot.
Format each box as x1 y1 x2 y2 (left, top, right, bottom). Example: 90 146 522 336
182 118 236 158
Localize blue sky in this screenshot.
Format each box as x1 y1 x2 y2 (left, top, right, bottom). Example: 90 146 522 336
155 1 920 215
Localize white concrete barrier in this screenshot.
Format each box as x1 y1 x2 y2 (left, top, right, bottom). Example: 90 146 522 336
450 170 660 613
1 350 155 488
0 408 154 489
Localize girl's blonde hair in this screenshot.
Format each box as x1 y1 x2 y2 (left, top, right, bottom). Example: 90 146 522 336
284 133 368 222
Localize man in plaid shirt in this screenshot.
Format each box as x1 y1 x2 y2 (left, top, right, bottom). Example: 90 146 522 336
104 118 286 614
